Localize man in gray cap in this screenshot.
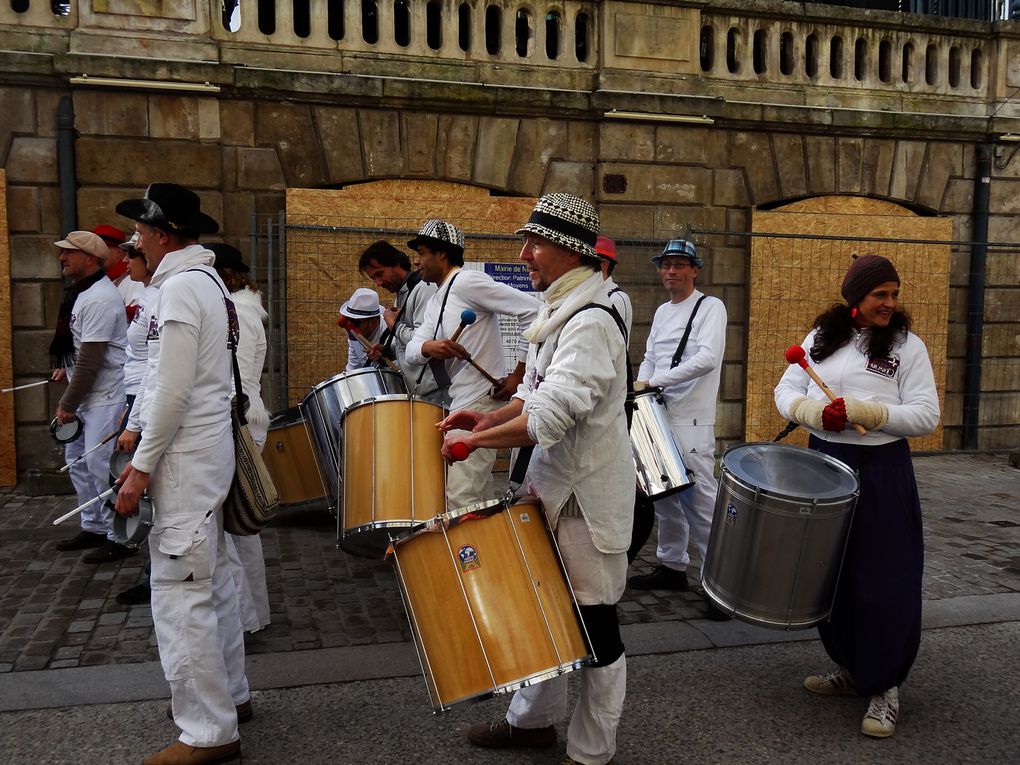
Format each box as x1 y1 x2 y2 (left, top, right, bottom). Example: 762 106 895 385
441 193 632 765
628 239 729 620
112 183 249 765
50 230 130 562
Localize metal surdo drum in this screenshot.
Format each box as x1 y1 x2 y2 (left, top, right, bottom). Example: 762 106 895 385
702 443 859 630
629 387 694 499
301 368 407 515
340 397 446 558
262 407 327 508
390 498 591 711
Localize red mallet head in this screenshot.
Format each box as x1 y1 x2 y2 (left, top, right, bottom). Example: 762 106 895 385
337 316 353 331
785 345 808 368
449 441 471 462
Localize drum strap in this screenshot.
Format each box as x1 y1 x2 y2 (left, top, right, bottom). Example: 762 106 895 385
416 271 459 391
380 270 422 352
669 294 707 369
188 269 248 425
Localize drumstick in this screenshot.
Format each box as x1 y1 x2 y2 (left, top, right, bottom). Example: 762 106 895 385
463 355 501 387
58 429 120 473
52 486 118 525
450 309 477 343
338 317 402 373
785 346 867 435
2 379 50 393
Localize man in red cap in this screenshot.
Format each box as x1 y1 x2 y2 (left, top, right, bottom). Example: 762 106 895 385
94 225 145 305
595 236 632 337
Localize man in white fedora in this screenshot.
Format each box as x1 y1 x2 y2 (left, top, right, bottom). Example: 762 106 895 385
339 287 385 372
440 193 632 765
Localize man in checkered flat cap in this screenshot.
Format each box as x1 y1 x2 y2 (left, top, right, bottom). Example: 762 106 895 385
627 239 730 622
439 193 632 765
404 218 541 510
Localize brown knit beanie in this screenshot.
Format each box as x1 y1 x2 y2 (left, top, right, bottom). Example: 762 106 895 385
840 255 900 307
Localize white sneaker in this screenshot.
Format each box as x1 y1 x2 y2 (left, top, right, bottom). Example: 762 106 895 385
804 667 857 696
861 687 899 738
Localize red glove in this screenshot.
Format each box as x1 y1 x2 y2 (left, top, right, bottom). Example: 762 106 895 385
822 398 847 432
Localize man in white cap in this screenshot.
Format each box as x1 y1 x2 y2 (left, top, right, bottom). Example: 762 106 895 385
628 239 729 621
339 287 385 372
404 219 540 510
440 193 631 765
50 230 131 563
112 182 249 765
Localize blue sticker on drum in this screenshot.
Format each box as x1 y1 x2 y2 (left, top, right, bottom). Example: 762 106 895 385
458 544 481 573
520 512 531 523
725 503 738 526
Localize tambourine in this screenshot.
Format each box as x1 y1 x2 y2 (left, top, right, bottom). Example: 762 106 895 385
109 448 133 485
113 494 155 549
50 416 84 444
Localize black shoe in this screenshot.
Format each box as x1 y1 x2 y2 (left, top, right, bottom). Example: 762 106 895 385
116 582 152 605
466 719 556 749
56 530 106 551
82 539 137 564
628 565 689 591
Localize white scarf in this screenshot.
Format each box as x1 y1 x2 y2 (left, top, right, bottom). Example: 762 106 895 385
523 268 605 344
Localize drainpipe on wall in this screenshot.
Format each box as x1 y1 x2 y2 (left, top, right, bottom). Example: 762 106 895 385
962 144 990 451
57 95 77 235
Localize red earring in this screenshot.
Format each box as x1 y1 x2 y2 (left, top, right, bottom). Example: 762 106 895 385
850 307 858 318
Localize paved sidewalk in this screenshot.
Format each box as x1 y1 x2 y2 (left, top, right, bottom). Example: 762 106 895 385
0 453 1018 674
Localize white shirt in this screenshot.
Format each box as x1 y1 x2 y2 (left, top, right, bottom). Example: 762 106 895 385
68 275 127 407
516 271 633 554
405 268 540 408
391 275 439 395
131 245 233 473
605 278 633 338
231 287 269 433
774 328 940 445
345 321 384 373
116 274 146 306
638 289 727 423
123 284 159 397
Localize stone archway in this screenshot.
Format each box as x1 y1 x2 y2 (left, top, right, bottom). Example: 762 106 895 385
744 194 950 451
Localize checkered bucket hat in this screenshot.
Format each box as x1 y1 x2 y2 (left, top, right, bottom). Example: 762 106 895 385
516 194 599 261
407 220 465 258
652 238 703 269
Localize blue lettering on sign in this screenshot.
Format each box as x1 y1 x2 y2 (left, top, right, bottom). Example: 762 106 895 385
484 262 535 292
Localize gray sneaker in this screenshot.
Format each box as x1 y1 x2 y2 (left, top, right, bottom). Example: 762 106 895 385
861 687 899 738
804 667 857 696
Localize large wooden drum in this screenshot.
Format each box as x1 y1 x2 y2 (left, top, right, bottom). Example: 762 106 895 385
262 407 327 508
390 498 591 711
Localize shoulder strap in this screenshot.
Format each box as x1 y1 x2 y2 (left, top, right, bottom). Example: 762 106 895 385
415 271 459 390
670 294 708 369
187 268 247 426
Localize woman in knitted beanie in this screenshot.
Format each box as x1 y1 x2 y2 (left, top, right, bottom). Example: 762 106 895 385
774 254 940 739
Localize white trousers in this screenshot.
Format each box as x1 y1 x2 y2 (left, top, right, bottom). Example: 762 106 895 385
506 517 628 765
148 432 249 748
223 426 271 633
65 401 124 539
652 424 717 577
445 393 503 511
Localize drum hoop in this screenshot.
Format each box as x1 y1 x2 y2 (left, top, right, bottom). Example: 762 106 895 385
627 386 664 402
721 442 858 496
50 416 84 444
113 495 155 548
339 393 425 420
307 367 402 396
720 465 858 508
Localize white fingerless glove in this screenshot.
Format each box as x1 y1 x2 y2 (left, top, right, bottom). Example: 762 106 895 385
788 396 826 430
844 397 889 431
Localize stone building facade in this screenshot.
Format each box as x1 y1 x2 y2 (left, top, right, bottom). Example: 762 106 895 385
2 0 1019 482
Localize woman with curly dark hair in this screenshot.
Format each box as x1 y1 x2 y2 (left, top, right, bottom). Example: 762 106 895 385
774 254 940 739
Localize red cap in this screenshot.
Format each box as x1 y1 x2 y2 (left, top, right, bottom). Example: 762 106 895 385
93 225 126 245
595 236 617 263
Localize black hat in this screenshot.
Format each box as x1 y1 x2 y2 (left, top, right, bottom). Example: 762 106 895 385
116 183 219 238
207 242 250 273
515 194 599 260
407 220 465 258
841 255 899 307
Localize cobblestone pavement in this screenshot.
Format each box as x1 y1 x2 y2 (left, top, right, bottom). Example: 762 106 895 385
1 452 1017 674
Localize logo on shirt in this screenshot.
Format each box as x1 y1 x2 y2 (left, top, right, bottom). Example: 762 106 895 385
866 354 900 379
146 313 160 342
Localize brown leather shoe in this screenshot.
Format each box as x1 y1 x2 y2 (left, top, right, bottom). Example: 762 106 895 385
166 700 253 724
142 740 240 765
466 718 556 748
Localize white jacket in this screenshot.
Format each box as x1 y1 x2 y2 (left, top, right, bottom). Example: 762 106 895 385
516 271 633 555
774 328 940 445
231 287 269 433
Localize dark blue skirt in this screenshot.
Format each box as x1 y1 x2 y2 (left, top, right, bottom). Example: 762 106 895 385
809 435 924 696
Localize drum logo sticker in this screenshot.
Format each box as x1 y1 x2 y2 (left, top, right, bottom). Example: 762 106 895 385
458 544 481 573
519 512 531 523
725 503 738 526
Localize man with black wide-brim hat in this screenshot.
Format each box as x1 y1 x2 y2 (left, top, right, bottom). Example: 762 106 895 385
112 183 250 765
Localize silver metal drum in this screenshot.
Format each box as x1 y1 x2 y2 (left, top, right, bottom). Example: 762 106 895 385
629 388 694 499
301 368 407 515
702 443 859 630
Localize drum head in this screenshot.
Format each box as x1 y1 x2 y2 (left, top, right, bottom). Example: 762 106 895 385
722 443 857 500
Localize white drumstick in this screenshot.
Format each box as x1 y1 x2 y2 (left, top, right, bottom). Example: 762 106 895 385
58 429 120 473
1 379 50 393
52 486 118 525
